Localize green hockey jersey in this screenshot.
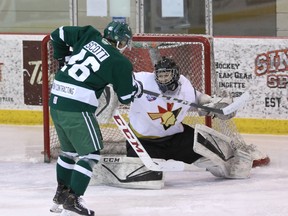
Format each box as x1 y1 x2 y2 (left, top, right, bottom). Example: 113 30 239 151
49 25 137 112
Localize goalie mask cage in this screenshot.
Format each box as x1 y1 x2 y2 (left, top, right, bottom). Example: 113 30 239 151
42 34 242 163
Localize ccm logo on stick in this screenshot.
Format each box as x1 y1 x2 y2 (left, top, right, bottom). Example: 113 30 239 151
113 115 144 153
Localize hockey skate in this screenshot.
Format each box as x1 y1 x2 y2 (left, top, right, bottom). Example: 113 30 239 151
50 184 69 213
61 193 94 216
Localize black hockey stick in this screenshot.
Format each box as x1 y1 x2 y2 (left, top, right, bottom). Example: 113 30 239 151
143 89 250 115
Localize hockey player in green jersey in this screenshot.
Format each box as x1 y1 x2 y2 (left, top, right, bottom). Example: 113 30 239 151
49 21 143 216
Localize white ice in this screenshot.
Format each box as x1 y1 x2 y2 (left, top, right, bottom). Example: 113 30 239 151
0 125 288 216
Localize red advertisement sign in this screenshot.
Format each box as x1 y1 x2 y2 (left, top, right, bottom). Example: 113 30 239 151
23 41 42 105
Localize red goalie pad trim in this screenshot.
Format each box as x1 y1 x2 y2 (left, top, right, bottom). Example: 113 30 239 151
252 156 270 168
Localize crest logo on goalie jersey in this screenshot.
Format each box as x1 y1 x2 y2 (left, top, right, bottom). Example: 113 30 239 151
147 103 182 130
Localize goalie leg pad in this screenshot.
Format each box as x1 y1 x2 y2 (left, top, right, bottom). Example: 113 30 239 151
90 156 165 189
193 157 214 169
193 157 227 177
193 124 252 179
204 149 252 179
193 124 235 165
228 149 253 178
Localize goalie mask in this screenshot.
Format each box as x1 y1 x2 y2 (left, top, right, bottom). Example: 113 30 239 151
154 57 180 93
103 21 132 52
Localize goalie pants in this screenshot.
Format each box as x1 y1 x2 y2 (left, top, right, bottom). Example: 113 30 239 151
126 124 202 164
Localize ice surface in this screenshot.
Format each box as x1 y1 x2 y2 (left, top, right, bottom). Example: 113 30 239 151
0 125 287 216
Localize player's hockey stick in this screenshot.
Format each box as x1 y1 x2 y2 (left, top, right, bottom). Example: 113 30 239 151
113 110 192 172
143 89 250 115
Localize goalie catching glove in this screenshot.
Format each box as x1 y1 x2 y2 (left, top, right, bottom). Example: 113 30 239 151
197 94 236 120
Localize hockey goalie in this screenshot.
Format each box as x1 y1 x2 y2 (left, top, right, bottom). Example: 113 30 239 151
92 57 270 189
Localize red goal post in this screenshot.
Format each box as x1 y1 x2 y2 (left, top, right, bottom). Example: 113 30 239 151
41 34 215 163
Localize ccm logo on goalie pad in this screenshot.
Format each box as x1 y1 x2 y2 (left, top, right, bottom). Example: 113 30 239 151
103 157 121 163
113 115 145 153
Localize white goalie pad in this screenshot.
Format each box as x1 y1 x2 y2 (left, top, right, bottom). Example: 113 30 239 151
90 156 165 190
193 124 253 179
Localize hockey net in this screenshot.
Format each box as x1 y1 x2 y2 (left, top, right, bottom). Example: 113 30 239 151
41 34 263 165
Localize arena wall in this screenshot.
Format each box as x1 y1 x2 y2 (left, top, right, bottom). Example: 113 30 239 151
0 34 287 134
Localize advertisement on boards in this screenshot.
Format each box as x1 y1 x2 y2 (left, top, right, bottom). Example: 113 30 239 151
214 37 288 119
0 35 44 110
23 40 42 106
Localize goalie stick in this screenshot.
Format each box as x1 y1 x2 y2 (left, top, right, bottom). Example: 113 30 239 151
113 110 193 172
143 89 250 115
